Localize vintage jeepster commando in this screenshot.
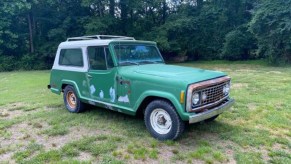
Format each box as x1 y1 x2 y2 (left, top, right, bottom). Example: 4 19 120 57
48 35 235 140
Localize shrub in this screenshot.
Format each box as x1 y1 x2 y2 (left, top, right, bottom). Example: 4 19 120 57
0 55 18 72
222 26 257 60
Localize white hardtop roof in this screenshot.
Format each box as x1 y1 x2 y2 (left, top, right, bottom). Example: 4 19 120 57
58 35 156 48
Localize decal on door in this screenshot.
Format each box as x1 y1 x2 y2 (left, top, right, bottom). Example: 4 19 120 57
90 85 96 94
118 95 129 103
99 90 104 99
109 87 116 102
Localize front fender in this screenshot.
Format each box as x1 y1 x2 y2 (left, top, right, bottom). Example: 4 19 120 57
134 90 189 121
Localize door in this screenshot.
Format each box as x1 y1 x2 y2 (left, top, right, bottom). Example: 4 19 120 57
87 46 117 104
116 74 132 107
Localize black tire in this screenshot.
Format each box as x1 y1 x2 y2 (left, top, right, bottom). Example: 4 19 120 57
144 100 185 140
63 85 85 113
204 115 219 122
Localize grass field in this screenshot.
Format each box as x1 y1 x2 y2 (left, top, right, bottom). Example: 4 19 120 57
0 61 290 163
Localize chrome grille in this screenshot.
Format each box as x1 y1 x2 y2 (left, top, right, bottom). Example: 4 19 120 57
201 82 226 105
192 81 229 108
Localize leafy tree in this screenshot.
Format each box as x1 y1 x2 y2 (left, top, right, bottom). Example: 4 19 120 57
0 1 29 55
0 0 289 71
147 0 256 60
249 0 291 65
222 25 257 60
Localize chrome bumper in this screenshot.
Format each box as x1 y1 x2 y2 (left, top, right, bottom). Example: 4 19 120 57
189 98 235 124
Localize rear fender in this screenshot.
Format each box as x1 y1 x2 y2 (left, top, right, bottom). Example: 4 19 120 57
61 80 82 98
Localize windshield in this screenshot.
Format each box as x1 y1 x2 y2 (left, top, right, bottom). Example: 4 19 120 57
114 44 164 66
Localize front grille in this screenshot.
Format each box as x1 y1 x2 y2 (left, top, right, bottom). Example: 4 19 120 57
201 82 226 105
192 81 229 108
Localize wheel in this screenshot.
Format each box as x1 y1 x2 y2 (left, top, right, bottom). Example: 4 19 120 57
144 100 185 140
63 85 85 113
204 115 219 122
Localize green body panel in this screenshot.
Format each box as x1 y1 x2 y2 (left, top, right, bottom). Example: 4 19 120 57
116 64 226 120
87 68 117 103
50 69 136 115
49 40 227 121
50 70 88 96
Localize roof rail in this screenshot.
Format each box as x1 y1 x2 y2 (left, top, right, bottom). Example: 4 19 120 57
66 35 135 41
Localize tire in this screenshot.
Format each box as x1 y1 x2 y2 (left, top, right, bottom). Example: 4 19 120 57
144 100 185 140
63 85 85 113
204 115 219 122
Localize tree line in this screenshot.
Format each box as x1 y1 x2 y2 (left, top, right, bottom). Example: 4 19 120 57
0 0 290 71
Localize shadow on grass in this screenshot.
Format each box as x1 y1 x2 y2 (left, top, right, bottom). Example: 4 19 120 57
35 102 280 150
183 120 275 148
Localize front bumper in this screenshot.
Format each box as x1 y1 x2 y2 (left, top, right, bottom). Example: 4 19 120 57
189 98 235 124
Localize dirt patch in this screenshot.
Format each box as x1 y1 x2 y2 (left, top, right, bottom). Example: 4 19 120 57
210 137 237 164
274 102 284 110
6 102 26 111
260 149 270 162
247 103 257 111
209 129 287 163
38 127 109 150
44 104 63 111
0 123 43 148
236 69 258 73
183 131 238 163
0 121 110 161
232 83 248 89
0 109 24 119
213 68 232 72
244 145 270 162
272 143 291 154
0 152 16 164
125 150 176 164
272 143 282 150
0 102 38 120
76 151 94 161
267 71 282 74
157 146 173 160
268 128 290 138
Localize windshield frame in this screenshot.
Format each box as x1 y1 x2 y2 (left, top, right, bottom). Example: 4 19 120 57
112 43 165 66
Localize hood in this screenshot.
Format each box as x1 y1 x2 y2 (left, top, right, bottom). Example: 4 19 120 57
121 64 226 84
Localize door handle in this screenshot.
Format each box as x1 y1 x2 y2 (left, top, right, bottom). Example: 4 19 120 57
116 76 123 85
87 74 92 78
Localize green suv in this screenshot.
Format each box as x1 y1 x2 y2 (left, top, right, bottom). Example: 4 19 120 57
48 35 234 140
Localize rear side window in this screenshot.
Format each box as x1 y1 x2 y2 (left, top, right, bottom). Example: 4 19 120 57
59 49 83 67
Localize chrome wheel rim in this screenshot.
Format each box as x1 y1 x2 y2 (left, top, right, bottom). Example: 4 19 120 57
150 108 172 134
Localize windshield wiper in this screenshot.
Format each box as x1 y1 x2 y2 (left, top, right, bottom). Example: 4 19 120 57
119 61 139 66
139 60 163 64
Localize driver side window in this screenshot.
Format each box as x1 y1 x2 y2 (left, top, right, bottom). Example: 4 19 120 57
88 46 114 70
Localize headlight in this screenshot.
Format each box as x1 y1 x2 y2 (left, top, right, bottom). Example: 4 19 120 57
223 83 230 95
192 92 200 105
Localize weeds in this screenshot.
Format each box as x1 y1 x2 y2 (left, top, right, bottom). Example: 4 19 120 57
1 61 290 163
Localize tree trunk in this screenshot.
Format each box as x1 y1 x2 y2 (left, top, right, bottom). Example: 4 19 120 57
109 0 115 17
97 1 103 17
197 0 203 9
162 0 167 24
120 0 128 34
27 12 34 53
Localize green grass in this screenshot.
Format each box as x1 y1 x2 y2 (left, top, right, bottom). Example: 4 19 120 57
13 142 44 162
235 151 264 164
0 60 291 163
42 125 69 136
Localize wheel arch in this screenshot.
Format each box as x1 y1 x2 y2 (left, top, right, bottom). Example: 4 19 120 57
134 91 187 120
61 80 82 98
136 96 169 117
